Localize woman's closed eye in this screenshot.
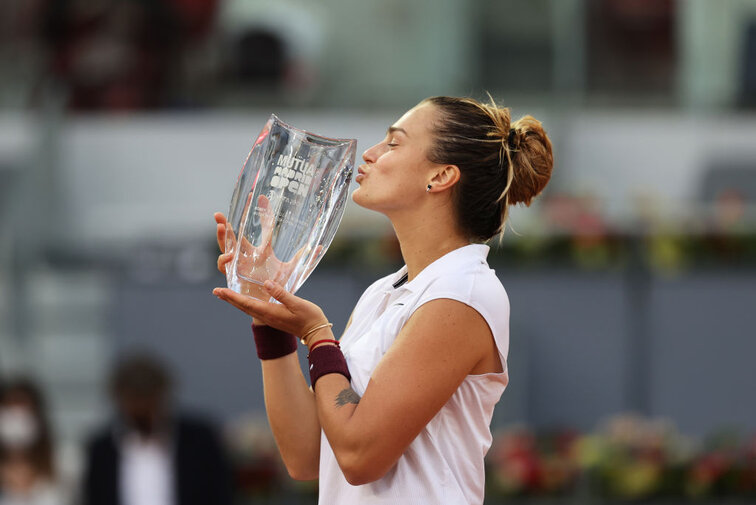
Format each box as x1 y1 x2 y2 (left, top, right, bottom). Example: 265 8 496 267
385 135 399 148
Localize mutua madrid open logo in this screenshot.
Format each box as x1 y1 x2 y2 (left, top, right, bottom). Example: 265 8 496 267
270 154 316 197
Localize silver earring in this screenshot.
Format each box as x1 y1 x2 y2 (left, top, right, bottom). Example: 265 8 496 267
426 184 431 192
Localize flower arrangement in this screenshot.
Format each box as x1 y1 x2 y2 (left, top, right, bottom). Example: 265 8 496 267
224 415 287 499
584 414 694 500
485 415 756 502
487 425 581 497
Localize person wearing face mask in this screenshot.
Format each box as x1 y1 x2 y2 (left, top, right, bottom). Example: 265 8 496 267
82 352 233 505
0 379 67 505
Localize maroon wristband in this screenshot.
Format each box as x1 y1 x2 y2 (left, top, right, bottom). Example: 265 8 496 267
308 345 351 388
252 323 298 360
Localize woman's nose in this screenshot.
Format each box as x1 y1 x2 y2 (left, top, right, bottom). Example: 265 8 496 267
362 142 381 163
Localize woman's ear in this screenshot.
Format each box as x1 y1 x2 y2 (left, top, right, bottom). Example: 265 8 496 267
429 164 461 192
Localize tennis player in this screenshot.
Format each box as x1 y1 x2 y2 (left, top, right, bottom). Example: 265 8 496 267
213 95 554 504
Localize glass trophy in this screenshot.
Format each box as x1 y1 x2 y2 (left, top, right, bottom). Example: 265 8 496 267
224 114 357 301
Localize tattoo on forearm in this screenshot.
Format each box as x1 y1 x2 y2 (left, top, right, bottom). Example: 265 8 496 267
335 388 361 407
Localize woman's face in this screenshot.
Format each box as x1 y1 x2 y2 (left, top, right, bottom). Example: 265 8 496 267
0 394 39 450
352 102 440 214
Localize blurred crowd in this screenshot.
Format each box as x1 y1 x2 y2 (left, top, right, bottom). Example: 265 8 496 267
2 0 208 110
0 0 319 111
4 0 754 112
3 359 755 505
0 353 234 505
40 0 215 110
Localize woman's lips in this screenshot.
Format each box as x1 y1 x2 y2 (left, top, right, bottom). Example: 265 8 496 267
356 166 367 183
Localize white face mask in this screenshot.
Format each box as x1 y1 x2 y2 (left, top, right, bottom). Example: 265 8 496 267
0 406 39 449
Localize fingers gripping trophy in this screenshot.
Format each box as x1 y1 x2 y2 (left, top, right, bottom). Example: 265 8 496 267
216 115 356 301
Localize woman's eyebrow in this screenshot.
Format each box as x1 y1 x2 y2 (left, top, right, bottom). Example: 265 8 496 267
387 126 409 137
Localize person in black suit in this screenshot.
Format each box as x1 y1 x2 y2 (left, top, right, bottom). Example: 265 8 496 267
83 353 233 505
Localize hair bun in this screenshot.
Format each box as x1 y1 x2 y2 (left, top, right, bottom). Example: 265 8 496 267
507 116 553 207
421 95 554 241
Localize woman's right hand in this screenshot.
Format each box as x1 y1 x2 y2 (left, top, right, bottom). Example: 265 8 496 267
214 196 319 288
216 211 266 326
214 212 234 274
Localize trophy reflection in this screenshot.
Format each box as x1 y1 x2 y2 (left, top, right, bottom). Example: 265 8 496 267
224 115 356 301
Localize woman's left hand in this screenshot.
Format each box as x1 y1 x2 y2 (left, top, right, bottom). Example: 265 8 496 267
213 281 328 338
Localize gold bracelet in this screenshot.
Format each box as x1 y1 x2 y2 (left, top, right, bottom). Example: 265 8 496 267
300 322 333 346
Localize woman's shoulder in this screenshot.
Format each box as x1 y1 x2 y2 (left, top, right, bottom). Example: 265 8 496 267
418 261 508 309
414 262 510 340
411 263 511 370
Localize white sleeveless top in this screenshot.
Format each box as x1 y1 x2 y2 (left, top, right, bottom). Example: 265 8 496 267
318 244 510 505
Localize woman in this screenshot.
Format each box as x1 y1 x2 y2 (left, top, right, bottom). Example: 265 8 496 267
0 379 66 505
213 95 554 504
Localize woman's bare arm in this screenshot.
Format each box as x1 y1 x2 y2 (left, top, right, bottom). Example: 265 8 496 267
259 353 320 480
259 310 355 480
214 212 322 480
311 298 496 485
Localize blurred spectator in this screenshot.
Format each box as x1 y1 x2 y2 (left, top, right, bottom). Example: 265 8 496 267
219 0 324 95
0 378 68 505
83 353 233 505
587 0 676 95
41 0 186 110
